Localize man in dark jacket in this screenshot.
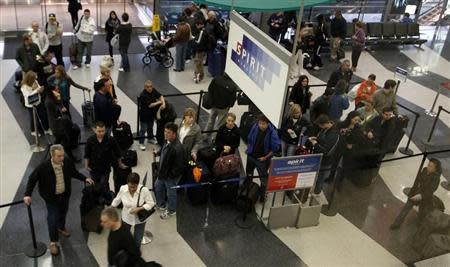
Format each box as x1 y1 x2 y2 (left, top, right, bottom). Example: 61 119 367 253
203 74 237 141
138 80 164 150
327 60 353 90
246 115 281 200
366 106 396 154
193 20 209 83
154 122 186 220
94 78 115 130
308 115 340 194
391 159 442 229
85 121 126 189
117 13 132 72
16 33 41 73
267 12 286 41
330 10 347 61
24 144 94 255
310 88 334 122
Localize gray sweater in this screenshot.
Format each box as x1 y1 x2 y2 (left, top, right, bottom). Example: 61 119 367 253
372 89 397 114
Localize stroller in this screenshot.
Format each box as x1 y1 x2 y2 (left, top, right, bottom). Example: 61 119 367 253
142 32 174 68
301 34 322 70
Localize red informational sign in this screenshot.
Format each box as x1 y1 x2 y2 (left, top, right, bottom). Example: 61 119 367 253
267 174 298 192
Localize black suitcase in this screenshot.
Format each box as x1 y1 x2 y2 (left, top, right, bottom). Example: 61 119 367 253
239 112 257 144
197 146 218 171
386 115 409 153
236 181 260 212
82 90 95 127
14 70 22 92
122 149 137 167
81 205 103 233
211 177 239 205
113 121 133 151
187 161 211 206
80 185 104 233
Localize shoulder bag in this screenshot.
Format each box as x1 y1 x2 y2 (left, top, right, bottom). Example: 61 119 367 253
136 186 155 222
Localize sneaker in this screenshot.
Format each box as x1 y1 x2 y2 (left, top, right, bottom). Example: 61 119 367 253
140 144 146 151
72 65 79 70
155 205 167 212
85 64 91 68
313 66 320 71
160 210 176 220
185 59 191 64
150 138 158 145
118 67 124 72
45 129 53 136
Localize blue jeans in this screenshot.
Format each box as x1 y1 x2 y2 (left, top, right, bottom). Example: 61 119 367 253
175 43 188 70
155 178 178 212
76 40 92 65
139 119 155 144
185 40 193 59
45 194 70 242
281 141 297 157
123 221 146 249
119 46 130 71
314 165 331 194
246 155 270 193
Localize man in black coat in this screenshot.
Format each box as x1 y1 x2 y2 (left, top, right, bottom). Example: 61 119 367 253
15 33 41 73
154 122 186 220
366 106 396 154
330 10 347 61
310 88 334 122
24 144 94 255
138 80 164 150
326 60 353 91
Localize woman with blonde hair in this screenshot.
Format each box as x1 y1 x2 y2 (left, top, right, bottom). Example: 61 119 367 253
175 108 202 160
279 104 312 156
21 71 50 136
94 65 117 101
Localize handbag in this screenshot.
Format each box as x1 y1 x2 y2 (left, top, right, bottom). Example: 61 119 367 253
213 154 241 178
110 34 119 48
202 92 212 110
236 92 251 105
136 186 155 222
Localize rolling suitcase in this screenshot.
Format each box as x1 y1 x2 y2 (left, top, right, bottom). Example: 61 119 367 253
239 112 257 144
207 45 226 77
80 184 103 233
386 115 409 153
82 90 95 127
187 161 211 206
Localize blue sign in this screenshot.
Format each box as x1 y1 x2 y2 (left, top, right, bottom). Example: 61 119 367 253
231 35 281 90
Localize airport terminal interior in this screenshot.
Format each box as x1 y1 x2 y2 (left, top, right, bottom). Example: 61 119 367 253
0 0 449 266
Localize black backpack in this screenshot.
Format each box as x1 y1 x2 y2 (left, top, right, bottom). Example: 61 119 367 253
113 121 133 151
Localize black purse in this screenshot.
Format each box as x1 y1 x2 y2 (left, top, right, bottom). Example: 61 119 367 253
136 186 155 222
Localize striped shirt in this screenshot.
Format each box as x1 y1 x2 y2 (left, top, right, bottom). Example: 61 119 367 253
51 161 65 194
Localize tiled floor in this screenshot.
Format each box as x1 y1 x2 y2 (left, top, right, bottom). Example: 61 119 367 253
0 24 449 267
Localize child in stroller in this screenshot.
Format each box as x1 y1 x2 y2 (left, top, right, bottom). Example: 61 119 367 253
142 32 174 68
300 26 322 70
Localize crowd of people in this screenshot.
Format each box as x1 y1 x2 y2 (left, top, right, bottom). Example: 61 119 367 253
15 5 445 266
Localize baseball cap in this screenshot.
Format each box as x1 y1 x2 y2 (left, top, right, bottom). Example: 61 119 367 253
49 13 56 19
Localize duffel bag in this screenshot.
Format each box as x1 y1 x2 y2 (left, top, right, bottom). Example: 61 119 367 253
213 154 241 178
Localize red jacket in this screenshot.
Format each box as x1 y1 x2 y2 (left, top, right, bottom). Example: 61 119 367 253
355 80 377 105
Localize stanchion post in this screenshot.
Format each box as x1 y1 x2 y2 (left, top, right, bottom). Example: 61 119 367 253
30 106 45 153
394 80 401 95
398 112 419 155
24 205 47 258
427 106 442 143
197 90 204 124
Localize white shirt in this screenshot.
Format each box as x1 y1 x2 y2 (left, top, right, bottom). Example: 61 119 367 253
179 122 191 144
30 30 49 54
111 184 155 225
21 82 41 108
75 16 96 42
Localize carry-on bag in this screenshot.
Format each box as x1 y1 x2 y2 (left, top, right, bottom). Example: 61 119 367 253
239 112 257 143
207 45 226 77
213 154 241 178
113 121 133 151
122 149 138 167
82 90 95 127
187 161 211 206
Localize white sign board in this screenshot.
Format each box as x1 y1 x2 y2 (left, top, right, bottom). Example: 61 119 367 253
225 11 290 128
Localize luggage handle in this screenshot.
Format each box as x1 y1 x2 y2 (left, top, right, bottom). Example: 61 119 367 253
83 89 92 103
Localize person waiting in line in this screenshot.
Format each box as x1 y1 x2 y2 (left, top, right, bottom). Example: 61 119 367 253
372 79 398 115
111 172 155 248
94 79 119 132
155 101 177 147
390 159 442 230
36 51 56 92
310 88 334 123
139 80 164 150
327 59 353 91
16 33 41 73
100 207 142 266
183 8 196 62
314 14 329 62
105 11 120 64
289 75 312 114
175 108 202 161
203 73 237 142
214 112 241 156
73 9 96 69
46 13 64 66
193 20 209 83
280 104 313 157
68 0 83 28
47 65 90 118
246 115 281 201
329 10 347 62
21 71 51 137
351 74 377 109
329 80 350 122
366 106 396 154
194 4 208 24
30 21 49 55
117 12 132 72
154 122 186 220
24 144 94 256
205 11 224 44
85 121 127 190
308 115 340 194
267 11 286 41
173 16 191 72
357 98 379 130
401 12 414 24
94 65 117 101
351 21 366 72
